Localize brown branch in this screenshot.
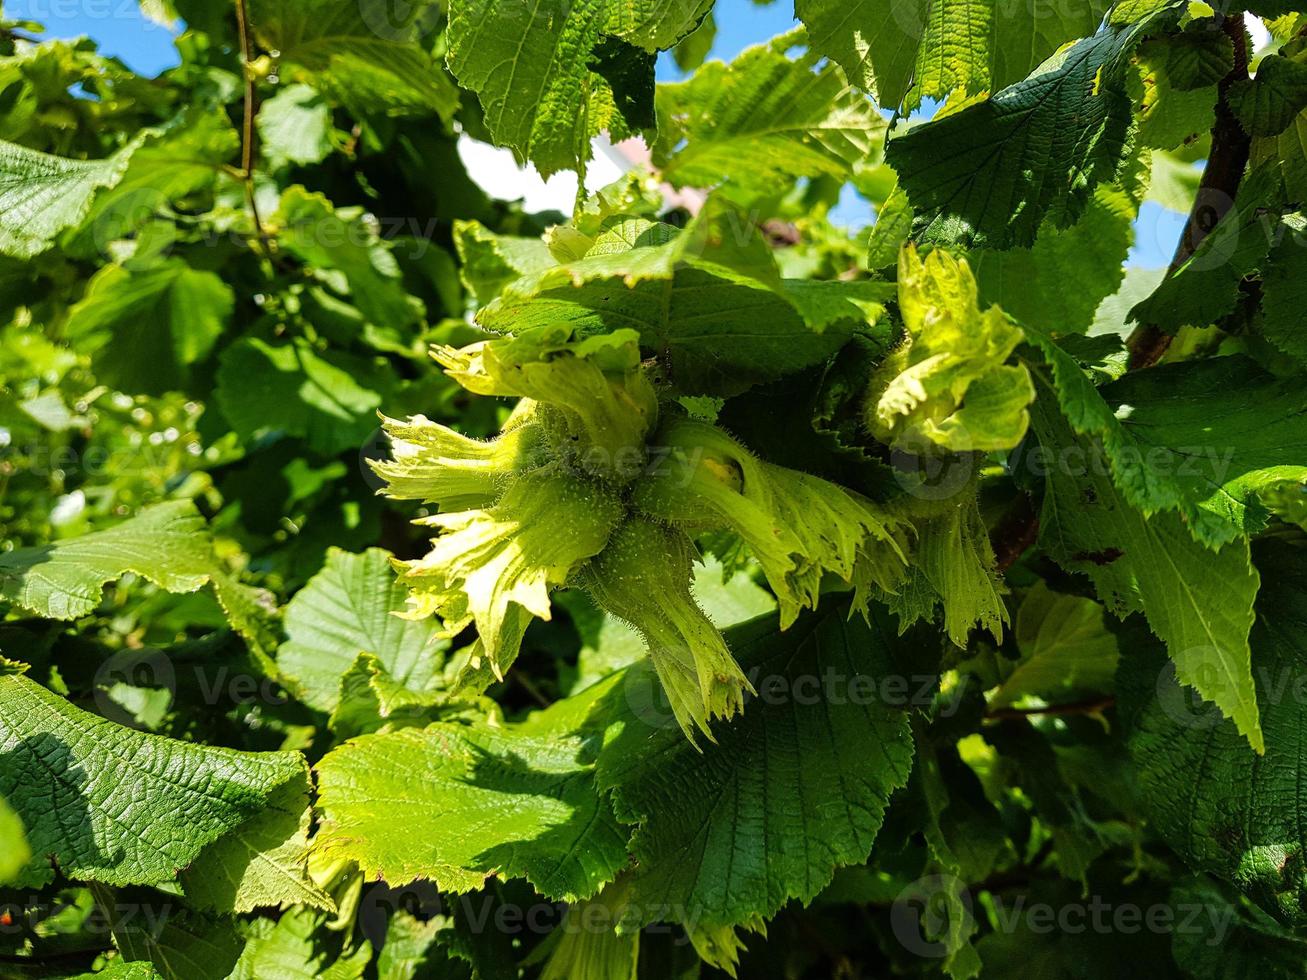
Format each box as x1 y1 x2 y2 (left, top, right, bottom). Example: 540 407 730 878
992 492 1040 573
990 14 1252 568
1126 12 1251 370
234 0 270 252
985 696 1116 722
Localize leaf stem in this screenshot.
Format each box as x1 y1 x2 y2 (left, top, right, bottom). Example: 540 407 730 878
1126 12 1251 370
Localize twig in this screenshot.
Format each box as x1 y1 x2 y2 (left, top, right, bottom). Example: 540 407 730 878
992 492 1040 573
1126 12 1251 370
234 0 270 253
513 671 550 708
985 696 1116 722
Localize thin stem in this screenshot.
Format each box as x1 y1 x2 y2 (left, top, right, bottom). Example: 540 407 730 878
985 696 1116 722
1126 13 1251 370
234 0 270 253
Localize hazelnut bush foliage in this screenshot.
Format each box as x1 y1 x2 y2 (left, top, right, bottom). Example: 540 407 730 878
3 1 1307 977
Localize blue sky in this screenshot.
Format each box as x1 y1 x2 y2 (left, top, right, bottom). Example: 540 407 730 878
14 0 1173 265
6 0 180 75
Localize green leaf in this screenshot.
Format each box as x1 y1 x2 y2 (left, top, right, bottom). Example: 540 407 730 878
1028 386 1263 753
1230 53 1307 137
181 773 335 914
538 878 640 980
972 183 1138 337
475 204 894 396
797 0 1112 110
909 725 1003 978
373 911 448 980
64 260 233 396
672 10 715 72
653 37 883 196
866 182 913 270
274 186 420 329
277 547 447 713
69 108 238 256
692 555 777 627
1129 36 1220 151
227 907 372 980
1250 110 1307 201
891 493 1008 647
1027 324 1307 547
867 245 1034 455
214 337 388 455
313 721 629 900
0 500 217 621
0 134 145 258
885 14 1168 249
1261 225 1307 366
1170 877 1307 978
1093 357 1307 543
0 663 306 886
73 963 166 980
328 652 451 739
989 583 1119 709
1150 23 1233 91
453 220 555 306
92 884 244 980
1128 166 1285 333
1145 147 1202 212
258 84 334 167
0 793 30 884
796 0 929 111
1123 537 1307 922
595 599 916 928
1092 266 1167 336
446 0 708 175
251 0 457 118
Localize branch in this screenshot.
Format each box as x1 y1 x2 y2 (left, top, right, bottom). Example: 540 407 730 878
992 492 1039 573
985 696 1116 722
1126 12 1251 370
990 14 1252 568
234 0 270 252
